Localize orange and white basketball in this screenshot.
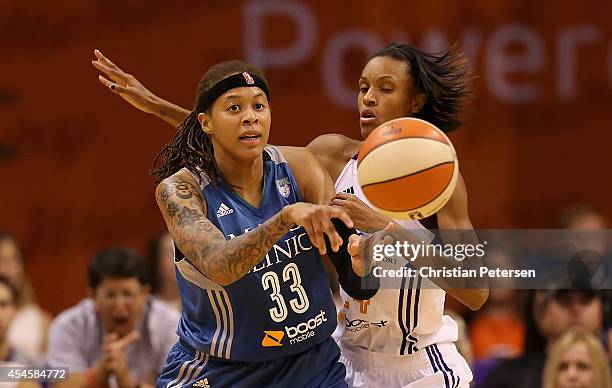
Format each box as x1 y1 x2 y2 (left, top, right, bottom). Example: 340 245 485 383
357 117 458 220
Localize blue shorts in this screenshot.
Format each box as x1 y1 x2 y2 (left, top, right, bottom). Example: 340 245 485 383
157 337 347 388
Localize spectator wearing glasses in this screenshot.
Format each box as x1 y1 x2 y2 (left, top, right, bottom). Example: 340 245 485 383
47 248 179 388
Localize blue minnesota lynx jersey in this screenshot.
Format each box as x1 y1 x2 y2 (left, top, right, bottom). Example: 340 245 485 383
173 146 336 362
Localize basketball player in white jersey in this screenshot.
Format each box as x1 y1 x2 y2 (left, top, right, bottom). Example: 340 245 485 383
91 43 488 387
306 44 487 387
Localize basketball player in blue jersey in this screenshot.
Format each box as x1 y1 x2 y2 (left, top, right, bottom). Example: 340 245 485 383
142 60 383 388
93 44 488 387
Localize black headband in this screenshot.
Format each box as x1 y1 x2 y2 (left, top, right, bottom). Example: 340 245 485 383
196 72 270 113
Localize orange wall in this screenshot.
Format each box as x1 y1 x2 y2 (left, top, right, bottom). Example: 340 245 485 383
1 0 611 314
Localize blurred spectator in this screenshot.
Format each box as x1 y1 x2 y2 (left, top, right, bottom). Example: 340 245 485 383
470 249 526 386
559 204 609 264
559 203 611 355
543 328 612 388
484 287 605 388
147 231 180 311
47 248 179 388
0 276 37 366
559 203 607 230
0 232 51 366
0 279 40 388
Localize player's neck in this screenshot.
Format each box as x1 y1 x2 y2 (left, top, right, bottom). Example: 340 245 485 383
215 154 264 206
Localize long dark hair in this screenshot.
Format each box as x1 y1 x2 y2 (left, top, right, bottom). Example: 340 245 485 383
372 43 475 132
151 60 268 183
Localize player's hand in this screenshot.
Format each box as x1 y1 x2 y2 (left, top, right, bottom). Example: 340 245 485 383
283 203 353 255
101 331 140 386
92 49 159 115
330 193 393 233
348 222 396 276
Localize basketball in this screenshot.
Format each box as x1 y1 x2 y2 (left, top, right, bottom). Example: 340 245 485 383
357 117 458 220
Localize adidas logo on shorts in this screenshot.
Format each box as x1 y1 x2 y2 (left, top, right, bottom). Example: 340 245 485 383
216 203 234 218
193 378 210 387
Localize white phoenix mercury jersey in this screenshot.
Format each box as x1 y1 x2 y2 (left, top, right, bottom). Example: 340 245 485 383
335 156 459 355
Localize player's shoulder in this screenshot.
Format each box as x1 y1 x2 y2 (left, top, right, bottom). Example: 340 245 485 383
161 168 199 185
306 134 360 181
306 133 360 156
275 146 326 182
155 168 200 197
275 145 316 164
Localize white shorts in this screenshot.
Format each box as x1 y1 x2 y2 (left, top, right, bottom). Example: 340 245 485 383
339 342 472 388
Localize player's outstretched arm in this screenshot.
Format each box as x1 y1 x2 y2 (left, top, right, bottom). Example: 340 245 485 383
92 49 190 127
156 169 353 285
435 173 489 310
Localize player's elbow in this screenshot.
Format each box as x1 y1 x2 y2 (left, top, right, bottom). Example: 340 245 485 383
466 288 489 311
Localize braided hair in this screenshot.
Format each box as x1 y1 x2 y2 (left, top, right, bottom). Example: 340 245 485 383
151 60 268 184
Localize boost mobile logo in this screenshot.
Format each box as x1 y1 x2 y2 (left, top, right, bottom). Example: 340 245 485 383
285 309 327 345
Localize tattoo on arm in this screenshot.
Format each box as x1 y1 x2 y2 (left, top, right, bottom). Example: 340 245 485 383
156 176 294 285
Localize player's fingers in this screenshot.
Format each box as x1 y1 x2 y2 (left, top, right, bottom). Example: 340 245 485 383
309 218 327 255
91 59 116 77
347 234 363 257
116 330 140 349
91 58 110 73
302 221 320 252
92 59 130 83
329 207 354 229
320 218 342 252
381 222 396 245
94 49 124 73
382 221 396 232
329 198 346 207
334 192 352 200
98 75 129 94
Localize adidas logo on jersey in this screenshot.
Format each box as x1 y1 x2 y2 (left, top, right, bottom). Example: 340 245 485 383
193 378 210 387
216 203 234 218
342 186 355 195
